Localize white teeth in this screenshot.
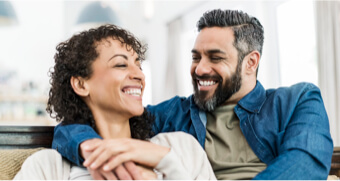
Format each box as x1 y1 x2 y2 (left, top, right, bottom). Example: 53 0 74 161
199 80 216 86
124 89 142 97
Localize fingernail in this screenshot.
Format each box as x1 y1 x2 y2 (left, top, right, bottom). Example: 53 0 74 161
103 165 109 171
83 160 88 166
90 163 96 169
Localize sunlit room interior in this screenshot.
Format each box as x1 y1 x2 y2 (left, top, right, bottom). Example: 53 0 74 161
0 0 339 148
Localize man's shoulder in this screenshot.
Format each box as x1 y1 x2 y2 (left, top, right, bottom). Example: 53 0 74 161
266 82 320 97
146 95 193 113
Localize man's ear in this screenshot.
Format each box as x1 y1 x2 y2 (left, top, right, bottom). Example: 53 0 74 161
70 76 89 97
244 51 260 75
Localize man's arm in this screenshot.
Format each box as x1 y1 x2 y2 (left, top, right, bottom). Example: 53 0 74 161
254 84 333 179
53 124 149 179
52 96 183 166
52 123 102 165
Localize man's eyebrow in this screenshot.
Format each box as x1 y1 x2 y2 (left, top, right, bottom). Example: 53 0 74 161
207 49 226 54
108 54 128 62
191 49 199 54
191 49 226 55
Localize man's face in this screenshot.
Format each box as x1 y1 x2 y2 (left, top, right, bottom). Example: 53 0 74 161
191 27 242 111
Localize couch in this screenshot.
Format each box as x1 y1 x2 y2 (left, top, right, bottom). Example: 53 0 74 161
0 126 339 180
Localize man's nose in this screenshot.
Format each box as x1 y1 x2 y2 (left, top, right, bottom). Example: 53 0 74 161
195 59 212 76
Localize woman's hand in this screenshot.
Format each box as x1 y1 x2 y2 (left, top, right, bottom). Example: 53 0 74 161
82 138 169 174
86 161 156 180
135 164 158 180
81 139 146 180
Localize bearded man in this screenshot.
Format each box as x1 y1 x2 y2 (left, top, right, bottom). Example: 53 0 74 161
52 9 333 180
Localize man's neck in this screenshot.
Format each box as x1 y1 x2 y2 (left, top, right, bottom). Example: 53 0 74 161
224 80 257 105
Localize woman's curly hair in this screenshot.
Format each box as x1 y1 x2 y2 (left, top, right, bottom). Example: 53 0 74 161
46 24 154 140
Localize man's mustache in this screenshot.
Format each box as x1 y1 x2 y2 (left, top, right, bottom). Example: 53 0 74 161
192 73 222 81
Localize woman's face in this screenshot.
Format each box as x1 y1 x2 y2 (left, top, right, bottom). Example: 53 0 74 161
84 38 145 118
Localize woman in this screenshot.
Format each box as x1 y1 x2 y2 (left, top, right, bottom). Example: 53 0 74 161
14 24 215 180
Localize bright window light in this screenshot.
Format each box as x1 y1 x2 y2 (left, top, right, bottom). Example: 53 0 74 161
277 0 318 86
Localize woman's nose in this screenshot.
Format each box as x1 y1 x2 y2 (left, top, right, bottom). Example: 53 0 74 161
129 64 145 81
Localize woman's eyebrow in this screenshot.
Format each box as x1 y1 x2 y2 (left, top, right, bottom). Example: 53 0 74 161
108 54 128 62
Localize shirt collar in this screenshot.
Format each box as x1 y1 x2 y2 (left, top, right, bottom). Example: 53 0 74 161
237 80 267 114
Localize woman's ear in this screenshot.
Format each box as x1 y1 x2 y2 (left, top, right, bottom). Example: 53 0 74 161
245 51 260 75
70 76 89 97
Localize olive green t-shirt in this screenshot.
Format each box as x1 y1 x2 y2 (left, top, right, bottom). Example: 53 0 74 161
204 104 266 180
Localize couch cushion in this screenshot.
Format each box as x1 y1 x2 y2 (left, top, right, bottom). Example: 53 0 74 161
0 148 44 180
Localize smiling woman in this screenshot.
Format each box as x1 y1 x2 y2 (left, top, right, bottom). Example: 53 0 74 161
71 37 146 139
46 24 151 140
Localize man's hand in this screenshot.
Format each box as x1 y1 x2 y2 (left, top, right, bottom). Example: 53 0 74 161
80 139 144 180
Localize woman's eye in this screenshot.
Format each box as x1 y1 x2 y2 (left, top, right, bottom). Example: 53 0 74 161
115 64 127 68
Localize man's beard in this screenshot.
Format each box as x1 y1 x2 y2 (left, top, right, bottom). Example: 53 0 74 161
192 64 242 112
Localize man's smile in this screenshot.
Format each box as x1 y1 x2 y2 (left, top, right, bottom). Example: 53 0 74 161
197 79 218 91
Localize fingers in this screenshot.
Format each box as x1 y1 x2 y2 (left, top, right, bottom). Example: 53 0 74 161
81 139 102 167
84 145 105 168
136 165 158 180
100 170 118 180
81 138 102 152
88 167 118 180
103 153 132 171
89 147 123 170
88 169 105 180
114 164 133 180
89 162 137 180
102 140 170 171
124 161 143 180
85 140 131 169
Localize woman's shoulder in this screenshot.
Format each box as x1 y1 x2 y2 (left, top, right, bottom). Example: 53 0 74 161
150 131 199 148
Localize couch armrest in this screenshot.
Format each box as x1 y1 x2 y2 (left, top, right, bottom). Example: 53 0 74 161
0 126 54 149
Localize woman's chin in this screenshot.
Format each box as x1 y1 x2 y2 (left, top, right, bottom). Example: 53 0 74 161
131 106 145 117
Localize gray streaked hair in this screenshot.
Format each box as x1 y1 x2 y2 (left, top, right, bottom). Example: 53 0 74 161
197 9 264 75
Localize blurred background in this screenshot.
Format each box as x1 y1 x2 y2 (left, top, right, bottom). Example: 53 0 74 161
0 0 339 145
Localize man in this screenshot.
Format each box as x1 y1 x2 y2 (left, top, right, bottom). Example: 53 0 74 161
52 9 333 179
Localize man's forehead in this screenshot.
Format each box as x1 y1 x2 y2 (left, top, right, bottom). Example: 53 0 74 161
192 28 238 57
192 40 233 54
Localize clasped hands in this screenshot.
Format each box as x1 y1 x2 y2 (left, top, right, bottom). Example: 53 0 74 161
80 138 170 180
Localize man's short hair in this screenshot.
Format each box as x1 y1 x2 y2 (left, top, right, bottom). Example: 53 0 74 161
197 9 264 69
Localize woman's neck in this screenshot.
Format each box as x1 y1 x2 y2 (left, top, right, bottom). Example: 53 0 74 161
91 109 131 139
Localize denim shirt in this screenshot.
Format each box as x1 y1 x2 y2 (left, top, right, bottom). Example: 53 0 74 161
52 81 333 179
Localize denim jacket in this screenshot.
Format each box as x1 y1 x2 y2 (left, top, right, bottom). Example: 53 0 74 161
52 81 333 179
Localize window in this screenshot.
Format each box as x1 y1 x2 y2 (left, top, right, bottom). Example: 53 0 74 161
277 0 318 86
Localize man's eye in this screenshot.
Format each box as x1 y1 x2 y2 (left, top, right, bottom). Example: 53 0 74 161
211 57 223 62
192 56 200 62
